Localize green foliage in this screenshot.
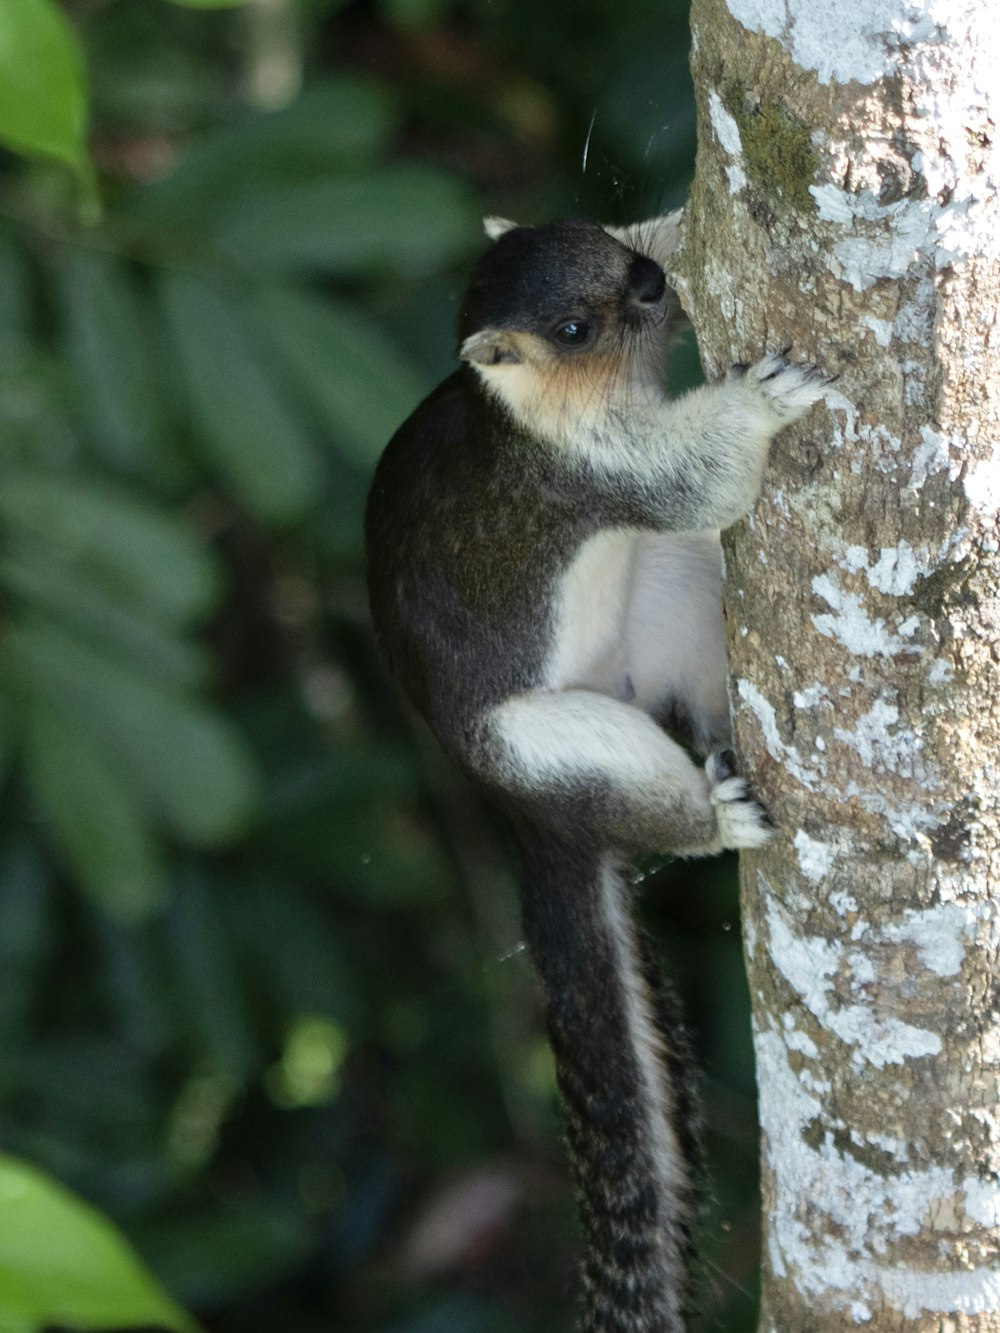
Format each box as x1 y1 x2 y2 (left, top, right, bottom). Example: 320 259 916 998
0 1154 197 1332
0 1 759 1331
0 0 89 173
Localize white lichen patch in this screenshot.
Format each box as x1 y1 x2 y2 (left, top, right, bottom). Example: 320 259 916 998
861 315 893 347
831 694 928 779
962 1177 1000 1228
964 444 1000 515
707 89 748 193
782 1011 820 1060
829 889 859 916
908 426 954 491
852 1128 909 1163
811 573 919 657
738 678 945 838
792 682 828 709
724 0 946 86
841 540 931 595
844 201 930 286
765 899 943 1068
878 1267 1000 1319
820 386 911 480
901 358 928 406
753 1025 983 1321
810 187 940 291
877 903 969 978
840 780 945 840
793 830 835 883
736 679 825 790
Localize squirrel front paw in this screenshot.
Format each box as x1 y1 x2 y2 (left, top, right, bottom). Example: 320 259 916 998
731 352 829 424
705 749 775 851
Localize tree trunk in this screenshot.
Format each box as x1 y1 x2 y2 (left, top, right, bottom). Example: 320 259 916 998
674 2 1000 1329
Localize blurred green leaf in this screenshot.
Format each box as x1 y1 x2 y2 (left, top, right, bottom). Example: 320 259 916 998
0 471 219 625
214 164 476 277
9 619 258 845
159 269 324 523
135 76 398 227
25 699 167 920
0 1313 32 1333
0 0 89 172
2 545 208 688
167 0 250 8
0 1154 198 1332
253 284 429 471
55 250 169 475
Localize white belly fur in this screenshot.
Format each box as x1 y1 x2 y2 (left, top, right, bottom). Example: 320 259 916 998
543 528 729 748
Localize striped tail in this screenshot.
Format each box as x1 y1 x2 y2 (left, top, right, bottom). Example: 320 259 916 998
514 826 697 1332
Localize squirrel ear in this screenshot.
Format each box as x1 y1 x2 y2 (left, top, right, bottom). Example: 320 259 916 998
483 216 517 241
460 329 522 366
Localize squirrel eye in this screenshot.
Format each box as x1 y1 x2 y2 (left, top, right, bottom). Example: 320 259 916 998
553 319 591 346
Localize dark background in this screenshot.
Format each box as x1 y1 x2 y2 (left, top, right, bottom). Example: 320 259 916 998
0 0 760 1328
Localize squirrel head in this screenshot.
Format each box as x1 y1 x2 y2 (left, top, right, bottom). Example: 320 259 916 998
457 219 679 437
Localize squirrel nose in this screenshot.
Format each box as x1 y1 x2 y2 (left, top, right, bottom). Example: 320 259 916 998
628 254 666 303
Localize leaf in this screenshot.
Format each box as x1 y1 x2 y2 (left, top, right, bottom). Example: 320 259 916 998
252 284 429 471
8 619 258 846
167 0 250 6
0 471 218 626
159 269 323 523
0 0 89 172
135 76 397 228
213 164 476 277
25 699 167 920
55 250 168 474
1 544 207 689
0 1154 198 1332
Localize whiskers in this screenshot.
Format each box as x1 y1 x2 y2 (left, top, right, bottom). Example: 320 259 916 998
582 108 598 176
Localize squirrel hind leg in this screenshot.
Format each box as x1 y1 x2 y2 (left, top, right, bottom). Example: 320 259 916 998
482 690 770 858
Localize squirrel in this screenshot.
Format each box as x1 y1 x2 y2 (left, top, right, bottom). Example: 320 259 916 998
365 212 825 1331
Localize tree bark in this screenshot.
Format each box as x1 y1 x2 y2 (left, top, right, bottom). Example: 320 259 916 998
674 2 1000 1329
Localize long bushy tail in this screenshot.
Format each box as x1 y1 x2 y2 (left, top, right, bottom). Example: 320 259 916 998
514 826 697 1332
